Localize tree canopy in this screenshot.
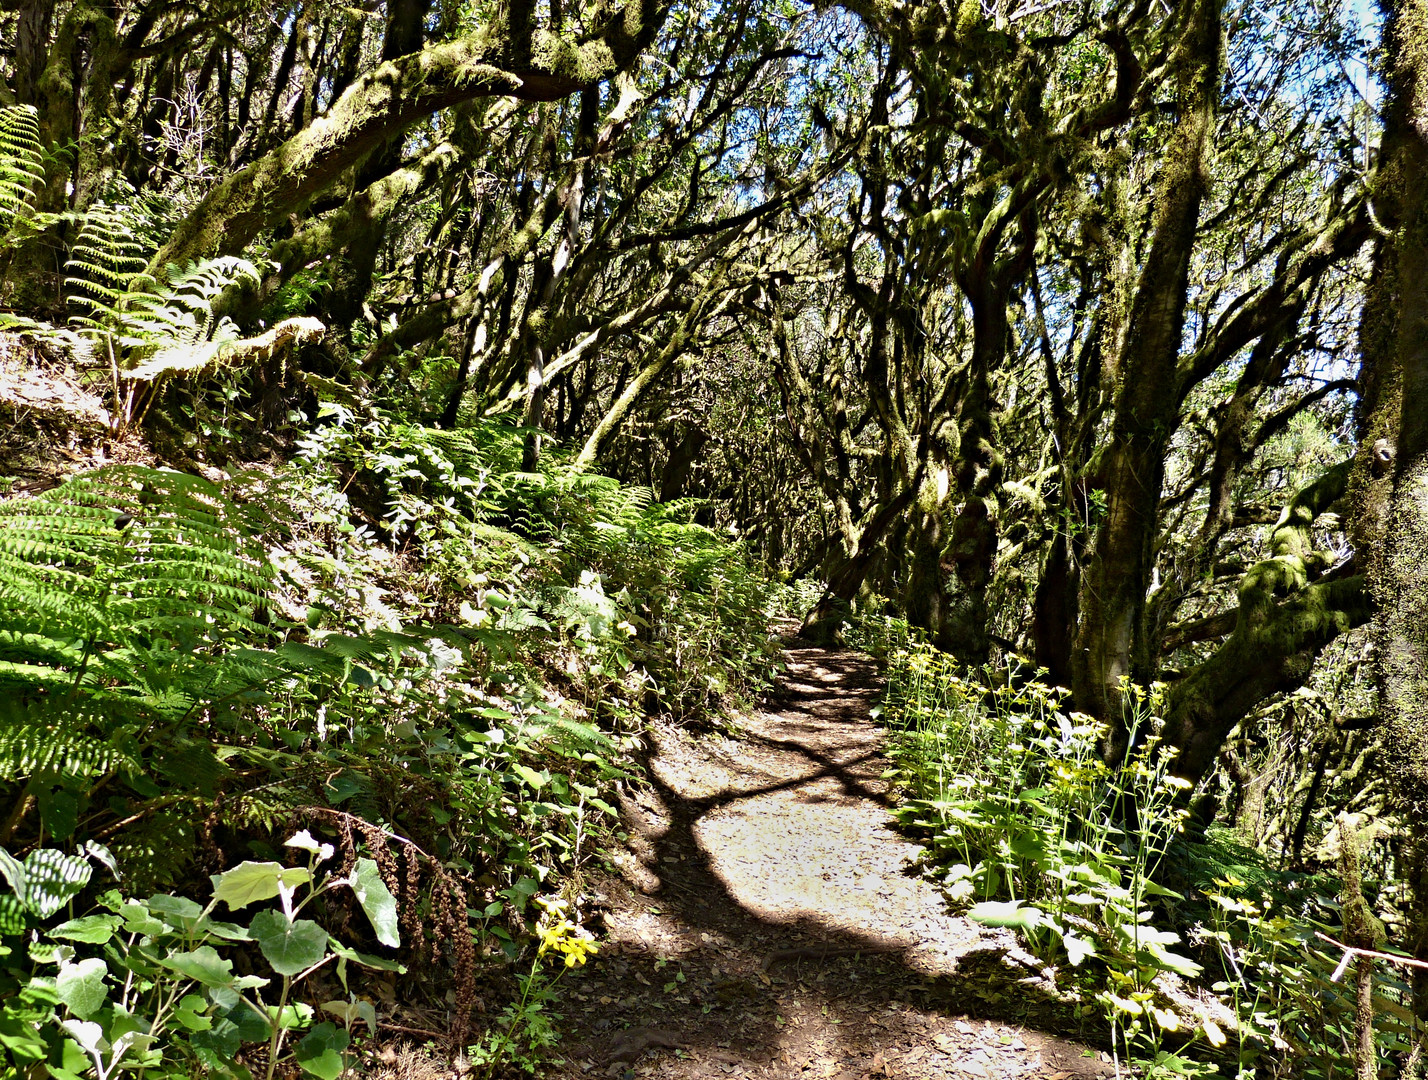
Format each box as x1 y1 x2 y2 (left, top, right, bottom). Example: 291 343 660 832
3 0 1428 1070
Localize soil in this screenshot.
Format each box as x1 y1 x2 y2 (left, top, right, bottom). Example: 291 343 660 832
546 643 1118 1080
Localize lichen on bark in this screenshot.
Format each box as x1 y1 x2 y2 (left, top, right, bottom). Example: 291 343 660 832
151 1 672 273
1356 0 1428 998
1163 460 1369 783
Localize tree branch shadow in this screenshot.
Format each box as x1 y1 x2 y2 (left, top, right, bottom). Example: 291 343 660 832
553 646 1114 1078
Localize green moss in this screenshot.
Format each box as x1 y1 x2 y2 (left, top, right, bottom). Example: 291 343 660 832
955 0 980 40
154 11 661 271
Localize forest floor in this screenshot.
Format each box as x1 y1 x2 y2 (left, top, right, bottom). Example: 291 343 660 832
536 641 1119 1080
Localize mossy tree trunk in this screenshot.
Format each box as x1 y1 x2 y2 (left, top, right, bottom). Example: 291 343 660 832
1071 0 1221 733
1356 0 1428 1003
1162 461 1370 782
801 489 919 644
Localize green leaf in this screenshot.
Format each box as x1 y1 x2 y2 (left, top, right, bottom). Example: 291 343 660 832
294 1022 350 1080
211 862 311 911
222 998 273 1042
1138 880 1185 900
147 893 205 928
250 911 329 977
1008 834 1050 861
512 764 547 790
1150 949 1204 978
190 1018 242 1059
196 916 253 942
117 899 166 937
83 842 118 878
37 788 80 841
173 993 214 1032
350 858 399 948
56 957 109 1018
0 848 92 918
48 914 121 944
327 938 404 972
320 999 378 1036
1063 935 1097 966
0 1012 49 1061
265 1003 314 1030
284 830 324 855
968 900 1043 931
160 946 241 988
58 1030 91 1076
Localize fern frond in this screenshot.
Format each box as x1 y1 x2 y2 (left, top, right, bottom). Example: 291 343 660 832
64 203 153 343
0 701 138 785
106 803 202 892
0 466 274 667
124 315 324 382
0 105 44 235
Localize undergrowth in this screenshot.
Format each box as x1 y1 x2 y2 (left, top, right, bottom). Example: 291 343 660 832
874 618 1423 1079
0 405 778 1078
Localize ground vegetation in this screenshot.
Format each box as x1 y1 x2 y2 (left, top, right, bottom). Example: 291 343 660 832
1 0 1426 1074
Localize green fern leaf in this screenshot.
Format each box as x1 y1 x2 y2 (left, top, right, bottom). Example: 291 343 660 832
0 104 44 236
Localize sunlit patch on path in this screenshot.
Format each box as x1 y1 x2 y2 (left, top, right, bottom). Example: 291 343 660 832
550 644 1115 1080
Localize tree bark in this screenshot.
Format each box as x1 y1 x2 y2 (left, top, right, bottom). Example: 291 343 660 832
1072 0 1221 733
1357 0 1428 1004
11 0 54 106
150 0 672 272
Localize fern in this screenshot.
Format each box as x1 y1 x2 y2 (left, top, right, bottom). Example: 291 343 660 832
0 469 269 764
64 202 154 343
0 104 44 238
5 190 294 400
60 207 292 396
0 704 137 785
0 466 281 868
0 465 273 664
0 466 416 879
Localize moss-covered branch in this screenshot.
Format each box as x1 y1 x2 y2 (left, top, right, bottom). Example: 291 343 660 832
215 143 461 320
151 0 671 270
1163 460 1368 782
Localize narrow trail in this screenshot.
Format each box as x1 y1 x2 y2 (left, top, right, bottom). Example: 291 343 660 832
552 644 1115 1080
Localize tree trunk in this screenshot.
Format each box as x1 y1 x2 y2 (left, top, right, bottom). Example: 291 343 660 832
12 0 54 106
802 489 917 644
1357 0 1428 1005
659 424 709 501
1072 0 1221 737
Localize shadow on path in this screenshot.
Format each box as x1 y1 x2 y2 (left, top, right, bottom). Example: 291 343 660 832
550 644 1113 1080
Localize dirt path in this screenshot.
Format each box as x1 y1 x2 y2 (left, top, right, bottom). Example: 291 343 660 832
552 645 1115 1080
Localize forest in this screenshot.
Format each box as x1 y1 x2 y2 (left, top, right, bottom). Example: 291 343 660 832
0 0 1425 1075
